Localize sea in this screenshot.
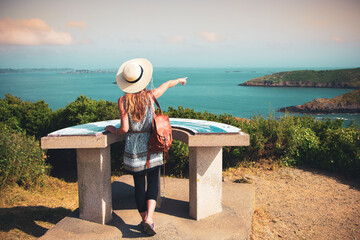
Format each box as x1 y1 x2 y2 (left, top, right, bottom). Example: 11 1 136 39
1 67 359 125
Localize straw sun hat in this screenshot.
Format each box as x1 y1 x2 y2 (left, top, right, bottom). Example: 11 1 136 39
116 58 153 93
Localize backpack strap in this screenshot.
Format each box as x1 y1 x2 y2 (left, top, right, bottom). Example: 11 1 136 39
149 90 162 114
146 151 151 168
146 90 157 169
147 90 167 192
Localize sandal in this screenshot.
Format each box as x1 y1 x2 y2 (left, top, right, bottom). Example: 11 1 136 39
143 221 156 236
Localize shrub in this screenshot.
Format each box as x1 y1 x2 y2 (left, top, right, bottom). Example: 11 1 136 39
0 94 53 138
236 113 360 178
110 141 125 174
317 127 360 175
2 95 359 180
46 96 121 176
0 123 50 189
166 106 360 179
166 106 240 127
50 95 120 132
167 140 189 178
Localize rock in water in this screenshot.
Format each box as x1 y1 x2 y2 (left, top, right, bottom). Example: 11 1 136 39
278 89 360 114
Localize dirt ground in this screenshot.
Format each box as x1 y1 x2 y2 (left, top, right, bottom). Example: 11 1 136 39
1 168 359 239
224 166 360 240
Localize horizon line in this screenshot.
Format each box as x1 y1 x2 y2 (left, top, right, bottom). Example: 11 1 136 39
1 66 359 70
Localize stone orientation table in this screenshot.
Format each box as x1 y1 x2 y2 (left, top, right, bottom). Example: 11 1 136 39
41 118 249 224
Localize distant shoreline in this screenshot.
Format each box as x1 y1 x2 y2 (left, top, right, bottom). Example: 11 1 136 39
64 70 116 74
278 107 360 114
0 68 116 74
240 67 360 89
239 83 357 89
0 68 73 73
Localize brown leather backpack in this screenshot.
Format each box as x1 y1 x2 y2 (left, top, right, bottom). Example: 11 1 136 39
146 91 173 168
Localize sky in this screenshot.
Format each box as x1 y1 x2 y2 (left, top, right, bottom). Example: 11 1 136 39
0 0 359 69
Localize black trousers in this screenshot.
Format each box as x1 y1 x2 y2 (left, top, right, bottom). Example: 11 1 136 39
132 167 160 213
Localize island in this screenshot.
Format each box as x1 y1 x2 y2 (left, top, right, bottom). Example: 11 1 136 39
65 69 115 74
0 68 116 74
278 89 360 114
239 68 360 88
0 68 73 73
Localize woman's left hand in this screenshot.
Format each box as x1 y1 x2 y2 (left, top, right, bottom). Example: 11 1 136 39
105 125 116 134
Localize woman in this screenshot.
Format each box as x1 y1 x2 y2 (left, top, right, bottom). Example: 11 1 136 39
105 58 186 236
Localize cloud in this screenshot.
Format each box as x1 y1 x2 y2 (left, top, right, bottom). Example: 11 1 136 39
80 37 92 44
333 36 344 43
66 21 87 29
198 31 221 42
309 21 329 28
0 18 74 45
166 34 184 44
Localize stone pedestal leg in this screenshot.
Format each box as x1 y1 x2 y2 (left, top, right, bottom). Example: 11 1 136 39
77 147 112 224
189 146 223 220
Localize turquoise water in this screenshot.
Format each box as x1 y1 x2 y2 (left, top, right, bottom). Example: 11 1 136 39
0 68 359 124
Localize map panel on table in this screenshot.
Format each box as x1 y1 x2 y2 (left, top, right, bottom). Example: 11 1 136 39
47 118 241 136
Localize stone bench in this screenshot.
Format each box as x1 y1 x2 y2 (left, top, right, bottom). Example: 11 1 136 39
41 118 249 224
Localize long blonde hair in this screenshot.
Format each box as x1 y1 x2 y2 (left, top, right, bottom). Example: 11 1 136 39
124 89 150 122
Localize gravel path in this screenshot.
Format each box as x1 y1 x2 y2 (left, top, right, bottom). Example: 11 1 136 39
223 166 360 240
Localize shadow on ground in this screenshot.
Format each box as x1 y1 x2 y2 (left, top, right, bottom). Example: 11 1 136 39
0 206 72 238
298 165 360 191
37 176 254 239
109 180 191 238
112 181 190 218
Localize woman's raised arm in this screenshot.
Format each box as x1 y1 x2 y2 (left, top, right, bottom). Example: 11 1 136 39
152 77 187 98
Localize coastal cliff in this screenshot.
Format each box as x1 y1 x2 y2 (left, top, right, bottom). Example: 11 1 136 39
278 89 360 114
239 68 360 88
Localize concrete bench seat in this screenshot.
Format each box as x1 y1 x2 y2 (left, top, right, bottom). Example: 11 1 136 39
41 118 249 224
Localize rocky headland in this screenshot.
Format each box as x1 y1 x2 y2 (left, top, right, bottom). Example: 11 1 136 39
239 68 360 88
278 89 360 114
